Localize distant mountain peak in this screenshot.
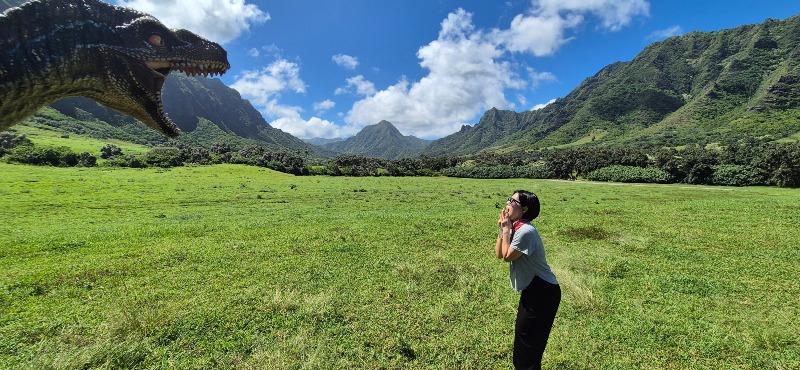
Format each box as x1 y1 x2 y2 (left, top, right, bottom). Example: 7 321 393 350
363 120 402 136
322 120 430 159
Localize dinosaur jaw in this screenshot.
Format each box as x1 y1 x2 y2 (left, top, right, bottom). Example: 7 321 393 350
132 59 229 137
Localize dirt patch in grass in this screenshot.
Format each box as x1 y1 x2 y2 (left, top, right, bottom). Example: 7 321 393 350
562 226 612 241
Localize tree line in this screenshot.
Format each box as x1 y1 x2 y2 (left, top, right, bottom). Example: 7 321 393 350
2 132 798 187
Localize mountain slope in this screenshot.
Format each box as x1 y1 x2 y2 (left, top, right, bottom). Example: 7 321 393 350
323 121 430 159
48 74 319 153
426 15 800 155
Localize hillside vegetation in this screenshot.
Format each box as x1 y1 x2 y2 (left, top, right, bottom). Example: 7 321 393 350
426 15 800 155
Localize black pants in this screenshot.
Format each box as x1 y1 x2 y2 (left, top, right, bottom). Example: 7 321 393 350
513 276 561 370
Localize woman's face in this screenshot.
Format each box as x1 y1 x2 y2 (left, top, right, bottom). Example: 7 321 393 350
505 192 527 221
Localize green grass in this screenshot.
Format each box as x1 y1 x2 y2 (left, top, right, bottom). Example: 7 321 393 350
9 123 150 156
775 131 800 144
545 130 609 150
0 163 798 369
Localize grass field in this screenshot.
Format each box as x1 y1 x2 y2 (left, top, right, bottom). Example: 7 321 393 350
9 123 151 157
0 163 798 369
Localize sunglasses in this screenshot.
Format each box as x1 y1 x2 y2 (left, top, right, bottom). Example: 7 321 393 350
506 197 522 207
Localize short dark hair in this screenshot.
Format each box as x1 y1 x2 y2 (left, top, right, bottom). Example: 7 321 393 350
514 190 540 220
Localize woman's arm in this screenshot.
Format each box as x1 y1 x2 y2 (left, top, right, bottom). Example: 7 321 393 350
499 230 522 262
497 210 523 262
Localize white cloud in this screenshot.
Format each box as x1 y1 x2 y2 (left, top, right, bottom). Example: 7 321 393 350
230 59 305 106
498 12 582 56
247 48 260 57
231 60 355 139
116 0 270 44
517 94 528 107
532 98 556 110
271 112 359 139
260 43 283 57
647 25 683 40
496 0 649 56
536 0 650 31
335 75 377 97
313 99 336 114
528 67 557 87
268 99 358 139
332 54 359 69
345 9 526 138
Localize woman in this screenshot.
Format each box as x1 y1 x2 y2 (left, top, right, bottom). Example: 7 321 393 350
496 190 560 370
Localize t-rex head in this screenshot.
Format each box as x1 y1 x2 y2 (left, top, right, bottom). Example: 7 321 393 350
89 15 231 137
1 0 231 137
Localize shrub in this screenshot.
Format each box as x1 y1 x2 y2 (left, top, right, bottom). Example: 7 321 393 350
653 145 718 184
519 163 554 179
0 132 32 152
144 147 183 168
176 144 212 165
77 152 98 167
586 165 671 183
326 155 386 177
306 165 327 176
100 144 123 159
228 145 308 175
6 145 80 167
442 164 551 179
105 154 147 168
711 165 766 186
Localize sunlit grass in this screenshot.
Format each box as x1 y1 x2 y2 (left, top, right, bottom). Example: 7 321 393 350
9 123 150 157
0 163 798 369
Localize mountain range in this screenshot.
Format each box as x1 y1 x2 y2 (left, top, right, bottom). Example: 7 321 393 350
48 73 321 153
425 15 800 155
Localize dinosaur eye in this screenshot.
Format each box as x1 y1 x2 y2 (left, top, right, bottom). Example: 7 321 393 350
148 34 164 47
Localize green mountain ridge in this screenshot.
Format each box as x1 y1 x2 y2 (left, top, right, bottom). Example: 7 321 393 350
322 120 431 159
45 73 322 153
425 15 800 156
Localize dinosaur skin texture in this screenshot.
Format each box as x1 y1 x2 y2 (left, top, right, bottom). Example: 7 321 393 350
0 0 230 137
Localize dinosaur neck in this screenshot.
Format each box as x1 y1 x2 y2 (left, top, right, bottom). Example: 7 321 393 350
0 1 115 129
0 54 106 130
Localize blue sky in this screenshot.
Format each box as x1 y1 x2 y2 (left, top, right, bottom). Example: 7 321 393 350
118 0 800 139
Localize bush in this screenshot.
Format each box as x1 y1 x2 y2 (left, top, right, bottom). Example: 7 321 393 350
442 164 552 179
100 144 123 159
326 155 386 177
144 147 183 168
105 154 147 168
519 163 554 179
586 165 671 183
711 165 766 186
176 144 212 165
228 145 308 175
0 132 32 153
77 152 98 167
6 145 81 167
653 145 718 184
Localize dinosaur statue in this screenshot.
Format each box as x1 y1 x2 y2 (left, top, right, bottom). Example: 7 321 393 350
0 0 230 137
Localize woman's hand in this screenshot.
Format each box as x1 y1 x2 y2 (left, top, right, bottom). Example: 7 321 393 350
499 208 512 232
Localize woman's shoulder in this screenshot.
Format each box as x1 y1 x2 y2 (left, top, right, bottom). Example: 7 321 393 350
518 222 538 235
